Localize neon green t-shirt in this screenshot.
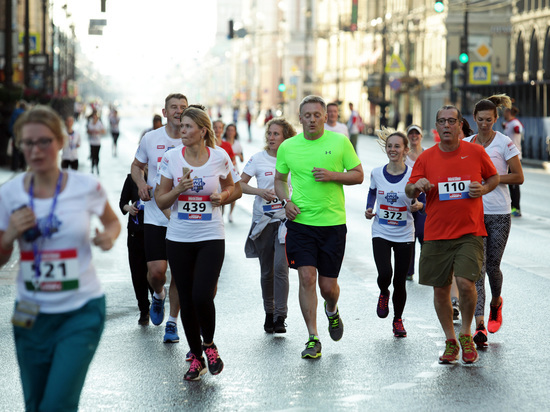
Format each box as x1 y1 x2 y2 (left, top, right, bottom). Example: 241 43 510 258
276 130 361 226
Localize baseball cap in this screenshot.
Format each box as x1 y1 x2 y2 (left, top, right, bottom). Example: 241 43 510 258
407 125 423 135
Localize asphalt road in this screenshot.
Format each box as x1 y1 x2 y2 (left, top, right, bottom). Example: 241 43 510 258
1 110 549 411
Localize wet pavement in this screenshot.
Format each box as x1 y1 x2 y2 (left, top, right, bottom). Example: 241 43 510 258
1 111 549 411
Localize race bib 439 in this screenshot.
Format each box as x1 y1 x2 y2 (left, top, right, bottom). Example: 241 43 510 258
177 195 213 220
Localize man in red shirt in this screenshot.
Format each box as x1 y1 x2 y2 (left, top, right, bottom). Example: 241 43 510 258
406 105 499 365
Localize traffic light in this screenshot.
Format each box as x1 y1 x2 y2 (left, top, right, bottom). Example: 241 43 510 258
459 36 469 64
434 0 444 12
228 20 234 39
278 78 286 93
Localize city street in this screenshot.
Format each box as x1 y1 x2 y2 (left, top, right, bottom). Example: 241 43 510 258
1 111 549 411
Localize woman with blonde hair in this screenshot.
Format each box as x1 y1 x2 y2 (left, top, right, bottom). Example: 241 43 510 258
464 94 524 347
156 106 235 381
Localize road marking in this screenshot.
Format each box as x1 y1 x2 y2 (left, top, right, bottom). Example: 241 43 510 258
383 383 417 390
415 371 438 379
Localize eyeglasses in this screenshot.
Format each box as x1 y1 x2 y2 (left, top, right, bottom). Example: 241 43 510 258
20 138 54 151
436 118 459 125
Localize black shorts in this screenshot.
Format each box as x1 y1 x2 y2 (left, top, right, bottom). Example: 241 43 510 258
285 221 347 278
144 224 167 262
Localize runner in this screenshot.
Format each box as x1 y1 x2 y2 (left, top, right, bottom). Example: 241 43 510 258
242 118 297 334
274 95 363 359
365 129 424 337
464 94 524 347
156 106 235 381
131 93 187 343
503 106 524 217
0 105 120 411
406 105 499 364
404 125 426 282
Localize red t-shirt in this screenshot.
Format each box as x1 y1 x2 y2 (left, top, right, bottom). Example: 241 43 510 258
219 140 235 163
408 141 497 241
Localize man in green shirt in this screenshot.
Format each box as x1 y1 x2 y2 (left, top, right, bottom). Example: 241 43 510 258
275 95 363 359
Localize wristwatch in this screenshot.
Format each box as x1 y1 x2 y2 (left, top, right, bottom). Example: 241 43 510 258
281 198 291 208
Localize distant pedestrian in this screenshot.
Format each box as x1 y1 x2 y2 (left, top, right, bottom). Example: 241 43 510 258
141 114 163 141
366 129 424 337
87 110 105 175
264 109 274 125
61 116 81 170
406 105 499 364
324 103 349 137
246 108 252 142
242 117 297 334
109 108 120 157
119 172 153 326
346 102 360 152
503 106 524 217
275 95 363 359
9 101 27 171
223 124 243 223
0 105 120 411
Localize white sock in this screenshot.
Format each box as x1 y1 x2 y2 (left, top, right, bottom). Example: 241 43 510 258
167 316 177 324
153 289 166 300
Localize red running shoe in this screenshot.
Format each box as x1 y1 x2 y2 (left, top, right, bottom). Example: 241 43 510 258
473 323 488 348
439 339 459 364
377 290 390 318
487 298 503 333
392 318 407 338
459 334 479 364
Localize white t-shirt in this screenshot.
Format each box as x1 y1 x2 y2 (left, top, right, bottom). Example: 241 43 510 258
61 130 81 161
405 149 425 168
231 139 243 171
242 150 288 224
134 126 182 226
463 131 520 214
159 145 232 242
369 165 415 242
0 171 106 313
503 118 524 160
324 122 350 138
87 119 104 146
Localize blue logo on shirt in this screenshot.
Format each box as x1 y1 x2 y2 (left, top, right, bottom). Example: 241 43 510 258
385 192 398 205
192 177 205 193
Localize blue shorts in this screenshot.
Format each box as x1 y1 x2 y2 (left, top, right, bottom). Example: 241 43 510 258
285 221 347 278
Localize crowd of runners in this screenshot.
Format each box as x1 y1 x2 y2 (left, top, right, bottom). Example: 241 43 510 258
0 91 524 409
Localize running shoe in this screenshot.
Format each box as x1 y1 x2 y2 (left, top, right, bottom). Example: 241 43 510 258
138 310 149 326
183 354 207 381
264 313 274 333
163 321 179 343
377 290 390 318
203 344 224 375
392 318 407 338
274 316 287 334
487 298 503 333
452 298 460 321
439 339 459 364
473 323 488 348
150 286 166 326
459 334 479 364
511 208 522 217
185 351 193 362
301 335 322 359
324 301 344 341
406 274 413 281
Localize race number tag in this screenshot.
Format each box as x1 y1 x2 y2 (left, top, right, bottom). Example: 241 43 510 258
262 198 283 213
178 195 213 221
21 249 79 292
438 178 471 201
379 205 407 226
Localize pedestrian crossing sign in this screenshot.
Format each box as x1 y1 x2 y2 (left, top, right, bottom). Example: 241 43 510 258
385 54 406 75
469 62 491 85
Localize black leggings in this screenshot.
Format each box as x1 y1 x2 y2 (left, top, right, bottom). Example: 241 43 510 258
127 231 152 312
166 239 225 357
372 237 414 319
90 145 101 171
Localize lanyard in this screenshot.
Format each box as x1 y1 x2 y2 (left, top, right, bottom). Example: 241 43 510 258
29 172 63 290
